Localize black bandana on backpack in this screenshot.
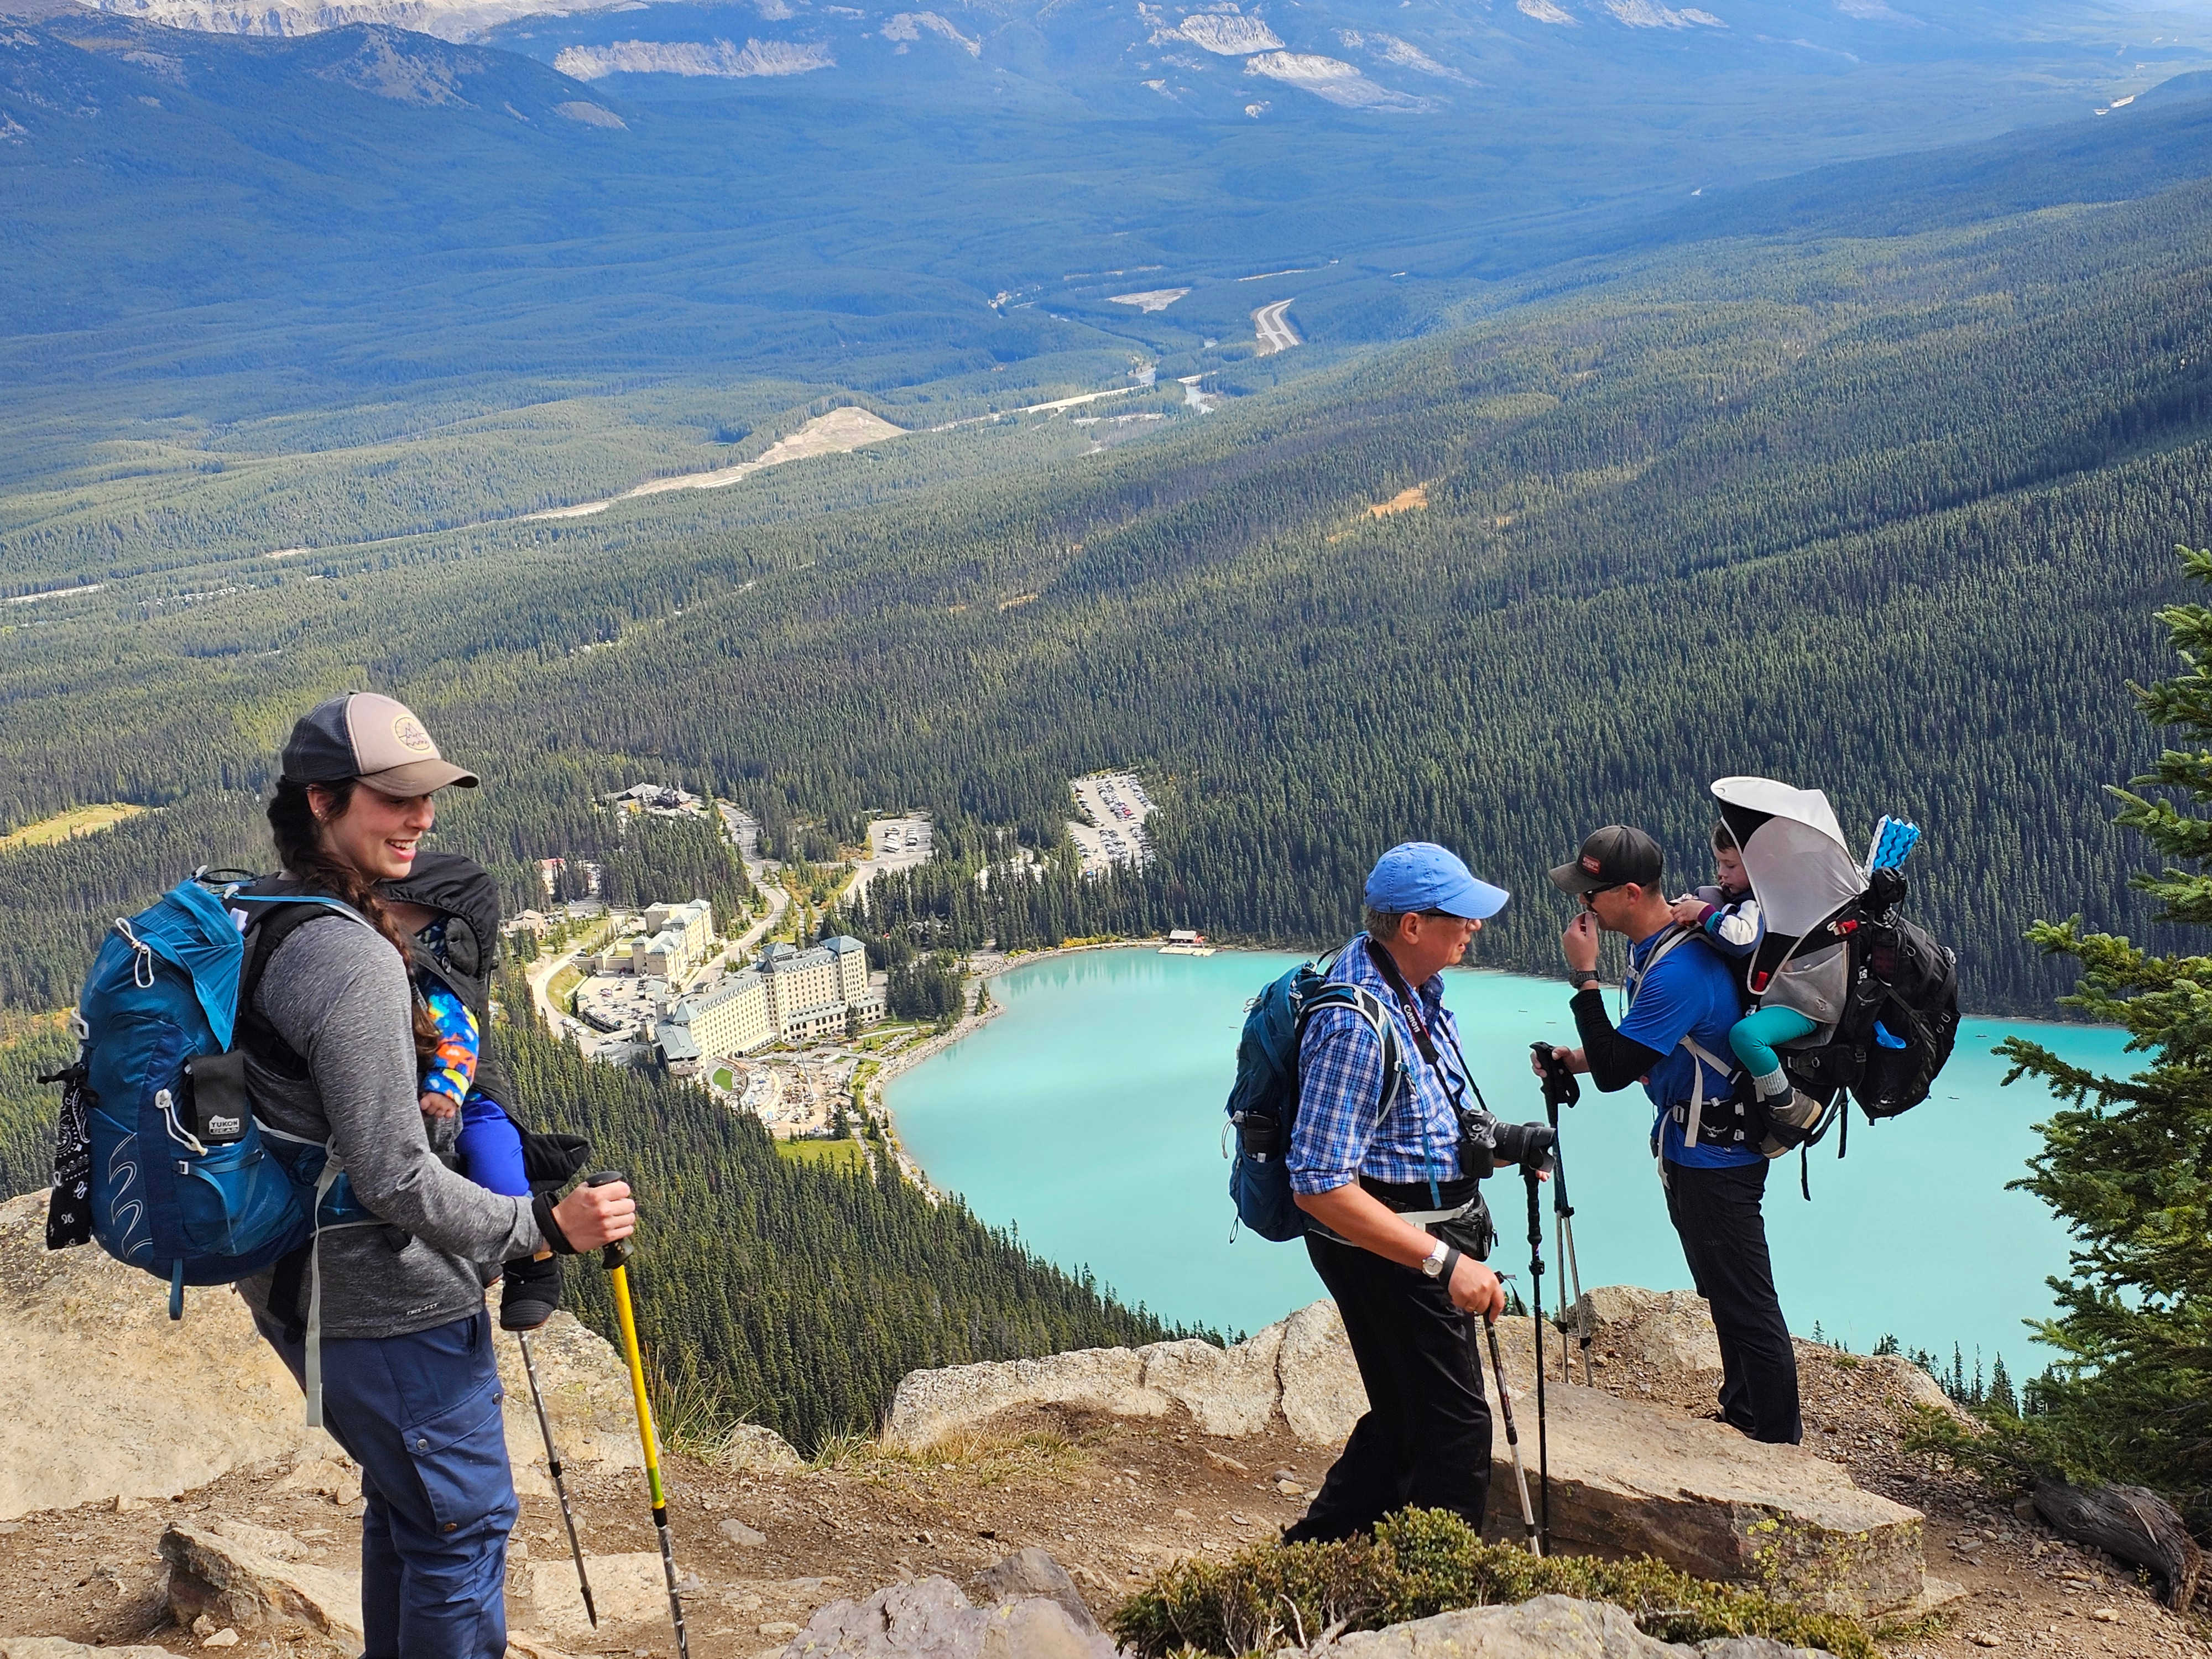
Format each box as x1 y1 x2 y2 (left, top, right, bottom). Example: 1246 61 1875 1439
42 1045 96 1251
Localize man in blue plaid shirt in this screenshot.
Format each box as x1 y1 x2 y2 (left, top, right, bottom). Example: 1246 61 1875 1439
1281 842 1516 1545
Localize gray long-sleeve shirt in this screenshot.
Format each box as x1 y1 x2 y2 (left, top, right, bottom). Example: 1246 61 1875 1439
239 912 543 1340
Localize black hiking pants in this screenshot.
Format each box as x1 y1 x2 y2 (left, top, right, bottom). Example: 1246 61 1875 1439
1664 1158 1803 1445
1282 1230 1491 1543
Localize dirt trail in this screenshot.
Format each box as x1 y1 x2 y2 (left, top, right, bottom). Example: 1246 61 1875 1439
528 406 905 521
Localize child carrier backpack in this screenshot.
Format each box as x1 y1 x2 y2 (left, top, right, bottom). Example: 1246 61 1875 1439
45 870 374 1389
1777 865 1960 1122
1224 950 1404 1241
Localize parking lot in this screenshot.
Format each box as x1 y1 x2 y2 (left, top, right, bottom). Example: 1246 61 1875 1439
1068 771 1154 874
851 813 935 896
573 973 669 1036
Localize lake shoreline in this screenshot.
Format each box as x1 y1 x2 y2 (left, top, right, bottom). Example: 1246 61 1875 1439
878 947 2121 1365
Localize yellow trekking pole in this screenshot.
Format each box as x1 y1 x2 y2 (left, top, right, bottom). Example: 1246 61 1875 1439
586 1171 690 1659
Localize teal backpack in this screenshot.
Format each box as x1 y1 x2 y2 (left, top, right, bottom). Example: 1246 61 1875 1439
48 870 377 1420
1223 949 1405 1241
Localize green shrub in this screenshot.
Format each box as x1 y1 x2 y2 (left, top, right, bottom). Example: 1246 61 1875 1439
1108 1509 1879 1658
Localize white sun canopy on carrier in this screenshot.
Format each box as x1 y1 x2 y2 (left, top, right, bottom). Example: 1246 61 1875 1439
1710 776 1866 940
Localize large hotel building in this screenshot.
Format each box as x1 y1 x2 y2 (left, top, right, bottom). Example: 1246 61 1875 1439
656 936 882 1072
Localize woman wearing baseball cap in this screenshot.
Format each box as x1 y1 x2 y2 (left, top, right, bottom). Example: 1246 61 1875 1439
241 691 634 1659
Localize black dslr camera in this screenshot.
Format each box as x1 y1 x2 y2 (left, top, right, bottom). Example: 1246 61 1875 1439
1457 1108 1556 1180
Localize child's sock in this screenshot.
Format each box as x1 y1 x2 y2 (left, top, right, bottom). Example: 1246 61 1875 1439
1750 1065 1792 1100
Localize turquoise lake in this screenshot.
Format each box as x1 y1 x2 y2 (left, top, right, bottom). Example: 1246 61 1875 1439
885 948 2136 1375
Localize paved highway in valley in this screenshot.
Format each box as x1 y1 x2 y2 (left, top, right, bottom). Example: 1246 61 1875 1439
1251 298 1300 354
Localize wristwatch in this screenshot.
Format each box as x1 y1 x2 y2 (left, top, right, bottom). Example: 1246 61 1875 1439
1420 1239 1450 1277
1569 969 1600 992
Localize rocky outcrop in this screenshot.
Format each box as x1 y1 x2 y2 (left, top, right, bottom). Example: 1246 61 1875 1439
522 1550 686 1637
160 1520 364 1653
0 1190 776 1518
1573 1286 1724 1374
0 1192 326 1519
724 1421 808 1470
160 1516 626 1653
779 1568 1117 1658
885 1291 1928 1617
885 1306 1320 1449
971 1546 1103 1637
886 1345 1165 1447
1475 1379 1922 1617
492 1310 655 1493
1288 1594 1837 1658
1276 1300 1365 1444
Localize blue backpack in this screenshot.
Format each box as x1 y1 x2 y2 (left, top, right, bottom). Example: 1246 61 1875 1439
1224 950 1405 1241
47 871 367 1322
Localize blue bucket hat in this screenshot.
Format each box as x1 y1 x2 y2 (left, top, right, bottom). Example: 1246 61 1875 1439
1364 842 1510 921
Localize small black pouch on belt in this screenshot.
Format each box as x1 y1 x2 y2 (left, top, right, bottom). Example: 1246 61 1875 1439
1358 1175 1494 1261
1434 1199 1495 1263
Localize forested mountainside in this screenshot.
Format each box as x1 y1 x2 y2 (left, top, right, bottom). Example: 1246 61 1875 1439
4 109 2209 1022
5 1 2206 539
523 1008 1197 1448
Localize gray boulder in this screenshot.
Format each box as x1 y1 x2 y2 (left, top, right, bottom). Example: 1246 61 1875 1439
779 1573 1117 1658
972 1545 1102 1636
1290 1594 1835 1657
1572 1286 1724 1374
1474 1370 1922 1617
160 1520 364 1654
0 1193 326 1519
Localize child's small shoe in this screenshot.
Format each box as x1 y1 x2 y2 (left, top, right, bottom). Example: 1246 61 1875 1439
1756 1089 1827 1159
500 1253 563 1332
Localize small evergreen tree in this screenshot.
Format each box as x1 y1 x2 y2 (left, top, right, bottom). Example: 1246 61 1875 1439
1998 545 2212 1520
1989 1354 2018 1418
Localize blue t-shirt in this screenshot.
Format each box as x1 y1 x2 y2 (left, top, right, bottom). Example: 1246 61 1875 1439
1619 926 1760 1168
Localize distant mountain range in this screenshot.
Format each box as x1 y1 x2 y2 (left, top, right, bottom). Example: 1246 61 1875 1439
32 0 2212 132
7 0 2212 529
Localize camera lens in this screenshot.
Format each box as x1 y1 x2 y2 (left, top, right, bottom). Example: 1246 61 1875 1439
1490 1119 1557 1171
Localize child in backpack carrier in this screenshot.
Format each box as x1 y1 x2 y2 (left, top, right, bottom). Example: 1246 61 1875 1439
1672 820 1762 961
401 862 564 1332
1672 822 1824 1157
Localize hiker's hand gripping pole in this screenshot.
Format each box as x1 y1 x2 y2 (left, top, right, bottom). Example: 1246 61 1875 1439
587 1171 690 1659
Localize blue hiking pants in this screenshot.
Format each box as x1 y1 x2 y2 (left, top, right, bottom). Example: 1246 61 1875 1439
254 1308 516 1659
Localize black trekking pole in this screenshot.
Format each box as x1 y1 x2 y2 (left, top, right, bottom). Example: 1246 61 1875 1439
1532 1043 1593 1386
1481 1301 1541 1556
588 1171 691 1659
516 1328 597 1628
1522 1162 1550 1553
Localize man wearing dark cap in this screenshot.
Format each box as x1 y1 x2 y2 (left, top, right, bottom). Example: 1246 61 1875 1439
1281 842 1517 1544
1542 826 1802 1444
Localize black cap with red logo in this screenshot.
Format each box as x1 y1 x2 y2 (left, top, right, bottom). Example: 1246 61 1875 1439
1548 825 1664 895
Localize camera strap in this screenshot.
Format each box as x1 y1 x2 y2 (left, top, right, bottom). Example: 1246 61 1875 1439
1366 937 1483 1117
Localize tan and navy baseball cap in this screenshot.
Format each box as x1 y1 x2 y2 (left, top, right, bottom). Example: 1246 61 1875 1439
281 692 478 797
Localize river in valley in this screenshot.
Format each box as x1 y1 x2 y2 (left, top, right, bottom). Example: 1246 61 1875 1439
885 948 2132 1378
